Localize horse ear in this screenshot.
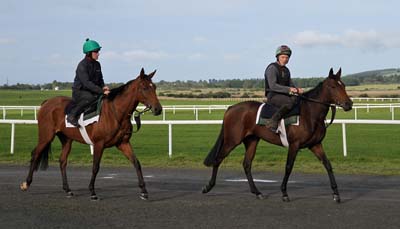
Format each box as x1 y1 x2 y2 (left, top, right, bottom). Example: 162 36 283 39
329 68 334 79
336 68 342 78
140 68 145 76
148 69 157 79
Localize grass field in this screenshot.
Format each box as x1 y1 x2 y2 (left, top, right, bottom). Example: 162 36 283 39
1 89 400 175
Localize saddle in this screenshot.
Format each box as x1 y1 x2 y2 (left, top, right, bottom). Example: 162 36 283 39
255 101 301 147
256 101 300 126
64 97 104 144
65 97 103 121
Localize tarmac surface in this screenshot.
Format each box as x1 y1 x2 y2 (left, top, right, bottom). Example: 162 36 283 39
0 165 399 228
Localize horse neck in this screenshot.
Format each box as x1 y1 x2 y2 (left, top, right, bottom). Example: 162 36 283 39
110 82 140 120
301 86 331 127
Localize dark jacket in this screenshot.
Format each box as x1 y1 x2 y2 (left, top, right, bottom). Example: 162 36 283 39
264 62 294 100
72 57 105 95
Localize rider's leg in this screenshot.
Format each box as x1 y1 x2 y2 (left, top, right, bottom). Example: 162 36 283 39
67 91 96 127
266 95 297 132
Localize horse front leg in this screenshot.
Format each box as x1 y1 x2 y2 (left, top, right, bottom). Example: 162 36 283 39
309 144 341 203
117 142 148 200
242 137 264 199
89 143 105 201
281 144 299 202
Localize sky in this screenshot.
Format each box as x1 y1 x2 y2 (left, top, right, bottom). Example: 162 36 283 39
1 0 399 84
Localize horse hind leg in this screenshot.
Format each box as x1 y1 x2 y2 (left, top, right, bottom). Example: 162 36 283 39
58 134 73 197
202 138 239 194
20 140 53 191
242 136 264 199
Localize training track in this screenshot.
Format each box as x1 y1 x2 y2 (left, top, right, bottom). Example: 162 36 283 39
0 165 399 228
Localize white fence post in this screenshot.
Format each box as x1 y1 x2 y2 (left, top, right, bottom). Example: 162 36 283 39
354 108 358 120
10 123 15 154
168 123 172 158
342 123 347 157
162 108 166 121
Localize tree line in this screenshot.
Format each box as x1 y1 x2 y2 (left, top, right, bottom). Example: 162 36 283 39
1 68 399 91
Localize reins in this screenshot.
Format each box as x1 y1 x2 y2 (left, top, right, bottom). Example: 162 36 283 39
132 107 151 133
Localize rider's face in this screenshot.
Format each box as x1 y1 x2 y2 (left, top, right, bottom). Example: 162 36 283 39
91 51 100 60
277 55 290 66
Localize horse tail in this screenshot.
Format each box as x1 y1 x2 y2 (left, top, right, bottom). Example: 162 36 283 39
31 142 52 171
204 122 224 167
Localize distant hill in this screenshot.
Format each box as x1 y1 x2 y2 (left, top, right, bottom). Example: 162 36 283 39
342 68 400 85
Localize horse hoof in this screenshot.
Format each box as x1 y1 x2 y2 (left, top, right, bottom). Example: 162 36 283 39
66 191 74 198
202 186 209 194
20 182 29 191
256 194 265 200
139 192 148 200
333 194 341 203
90 195 99 201
282 195 290 202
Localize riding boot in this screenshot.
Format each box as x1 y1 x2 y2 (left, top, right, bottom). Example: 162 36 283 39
67 108 80 127
67 101 88 127
265 105 291 132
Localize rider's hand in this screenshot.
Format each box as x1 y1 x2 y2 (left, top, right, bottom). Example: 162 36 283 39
297 88 304 94
289 87 304 95
103 86 110 95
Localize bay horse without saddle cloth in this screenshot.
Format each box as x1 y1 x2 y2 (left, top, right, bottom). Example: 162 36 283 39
202 68 353 203
20 68 162 200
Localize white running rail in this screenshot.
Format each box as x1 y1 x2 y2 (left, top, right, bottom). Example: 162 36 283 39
1 119 400 157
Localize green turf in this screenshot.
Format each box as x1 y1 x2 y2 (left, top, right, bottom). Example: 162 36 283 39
1 89 400 175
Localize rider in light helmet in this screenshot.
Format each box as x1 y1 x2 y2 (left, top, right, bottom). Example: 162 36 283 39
263 45 304 132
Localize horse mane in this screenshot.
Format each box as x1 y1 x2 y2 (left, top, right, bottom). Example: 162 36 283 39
107 79 135 101
303 81 323 99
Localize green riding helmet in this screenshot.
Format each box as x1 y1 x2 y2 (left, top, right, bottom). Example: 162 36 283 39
83 38 101 54
275 45 292 57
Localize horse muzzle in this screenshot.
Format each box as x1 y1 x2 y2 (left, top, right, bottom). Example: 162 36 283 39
339 101 353 111
151 104 163 116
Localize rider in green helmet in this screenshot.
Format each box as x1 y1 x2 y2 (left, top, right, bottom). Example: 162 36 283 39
264 45 304 132
66 38 110 127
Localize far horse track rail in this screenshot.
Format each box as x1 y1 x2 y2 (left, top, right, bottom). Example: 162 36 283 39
1 103 400 121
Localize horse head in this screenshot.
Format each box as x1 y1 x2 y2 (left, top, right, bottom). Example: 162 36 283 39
323 68 353 111
135 68 163 115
